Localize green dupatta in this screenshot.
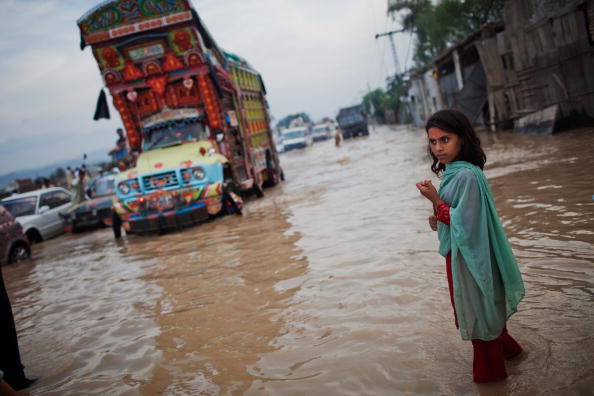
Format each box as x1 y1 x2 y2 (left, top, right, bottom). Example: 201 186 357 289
437 161 524 341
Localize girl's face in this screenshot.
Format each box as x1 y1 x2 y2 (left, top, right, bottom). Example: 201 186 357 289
427 127 463 164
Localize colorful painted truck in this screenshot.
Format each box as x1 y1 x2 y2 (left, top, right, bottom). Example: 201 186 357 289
77 0 282 233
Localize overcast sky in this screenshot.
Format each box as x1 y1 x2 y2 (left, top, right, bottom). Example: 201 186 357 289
0 0 412 174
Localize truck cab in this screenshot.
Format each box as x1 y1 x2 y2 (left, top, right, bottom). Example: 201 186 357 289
337 105 369 139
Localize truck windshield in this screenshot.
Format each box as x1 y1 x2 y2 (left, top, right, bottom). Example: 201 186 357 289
283 130 305 139
2 197 37 217
339 113 363 124
143 120 209 150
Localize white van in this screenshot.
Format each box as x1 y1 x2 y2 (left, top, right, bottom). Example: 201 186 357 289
281 126 312 151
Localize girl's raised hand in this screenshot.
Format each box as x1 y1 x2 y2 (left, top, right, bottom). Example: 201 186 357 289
415 180 439 204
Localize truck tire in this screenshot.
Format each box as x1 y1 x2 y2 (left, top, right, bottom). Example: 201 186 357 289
222 182 243 215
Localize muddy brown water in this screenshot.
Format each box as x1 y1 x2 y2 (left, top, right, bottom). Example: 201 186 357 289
3 125 594 395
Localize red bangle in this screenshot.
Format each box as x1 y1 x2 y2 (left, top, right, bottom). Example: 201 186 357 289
436 203 450 225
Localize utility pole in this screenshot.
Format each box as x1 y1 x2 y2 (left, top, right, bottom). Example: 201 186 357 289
375 29 404 76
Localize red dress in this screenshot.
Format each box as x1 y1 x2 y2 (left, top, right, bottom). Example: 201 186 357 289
436 203 523 383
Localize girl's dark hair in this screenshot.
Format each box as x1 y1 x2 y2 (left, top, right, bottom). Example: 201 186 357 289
425 109 486 175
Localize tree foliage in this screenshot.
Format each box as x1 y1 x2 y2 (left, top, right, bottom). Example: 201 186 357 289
362 88 388 122
276 112 312 129
362 76 407 123
50 168 66 180
388 0 505 66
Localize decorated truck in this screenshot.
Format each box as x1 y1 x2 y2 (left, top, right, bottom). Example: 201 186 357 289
77 0 282 233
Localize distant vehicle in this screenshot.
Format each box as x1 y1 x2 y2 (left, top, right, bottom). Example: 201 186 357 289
1 187 72 243
312 123 332 142
61 173 117 233
281 126 313 151
0 205 30 265
337 105 369 139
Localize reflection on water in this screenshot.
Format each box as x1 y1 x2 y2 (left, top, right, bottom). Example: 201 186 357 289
3 125 593 395
3 232 162 394
138 204 307 395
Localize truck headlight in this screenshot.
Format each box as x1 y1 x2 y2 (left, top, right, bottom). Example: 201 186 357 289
118 181 131 195
192 167 205 180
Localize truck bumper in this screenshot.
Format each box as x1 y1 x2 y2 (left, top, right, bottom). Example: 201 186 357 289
114 183 225 233
126 202 210 233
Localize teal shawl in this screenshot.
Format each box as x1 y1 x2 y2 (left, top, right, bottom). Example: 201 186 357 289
437 161 524 341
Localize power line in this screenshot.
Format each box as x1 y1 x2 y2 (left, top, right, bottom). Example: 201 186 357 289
374 28 405 76
404 31 413 73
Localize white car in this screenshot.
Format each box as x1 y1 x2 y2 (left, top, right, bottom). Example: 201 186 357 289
312 123 334 142
1 187 72 243
281 126 312 152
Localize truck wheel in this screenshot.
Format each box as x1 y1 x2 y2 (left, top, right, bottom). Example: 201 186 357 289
224 193 243 215
222 182 243 215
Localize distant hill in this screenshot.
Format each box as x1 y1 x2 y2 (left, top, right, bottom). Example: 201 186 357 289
0 147 111 189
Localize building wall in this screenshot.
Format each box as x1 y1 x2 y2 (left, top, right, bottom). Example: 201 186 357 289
503 0 594 121
407 70 446 127
423 69 444 117
408 77 426 127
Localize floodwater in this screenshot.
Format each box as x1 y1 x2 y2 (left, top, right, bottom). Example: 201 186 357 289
3 125 594 395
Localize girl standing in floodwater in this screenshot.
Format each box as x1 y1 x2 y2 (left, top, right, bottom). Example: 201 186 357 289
415 109 525 383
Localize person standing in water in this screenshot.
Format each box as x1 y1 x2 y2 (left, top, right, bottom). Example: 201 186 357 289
334 128 342 147
415 109 525 383
70 169 87 205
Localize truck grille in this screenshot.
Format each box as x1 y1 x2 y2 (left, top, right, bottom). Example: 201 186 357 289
142 171 179 192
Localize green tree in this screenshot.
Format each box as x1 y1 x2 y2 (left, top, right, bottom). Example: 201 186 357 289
50 167 66 180
276 113 312 129
387 0 432 31
362 76 407 124
388 0 505 66
363 88 388 122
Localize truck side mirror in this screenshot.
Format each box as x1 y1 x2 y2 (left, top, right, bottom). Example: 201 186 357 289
38 205 50 214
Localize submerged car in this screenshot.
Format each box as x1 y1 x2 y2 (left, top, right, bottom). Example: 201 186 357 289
61 173 117 232
0 205 31 265
312 123 332 142
280 126 312 151
1 187 72 243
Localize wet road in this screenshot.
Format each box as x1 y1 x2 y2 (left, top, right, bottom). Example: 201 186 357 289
3 125 594 395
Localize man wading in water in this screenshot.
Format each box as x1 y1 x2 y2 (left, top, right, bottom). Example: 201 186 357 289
416 109 525 383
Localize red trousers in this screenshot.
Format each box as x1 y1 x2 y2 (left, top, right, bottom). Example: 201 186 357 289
446 254 522 383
